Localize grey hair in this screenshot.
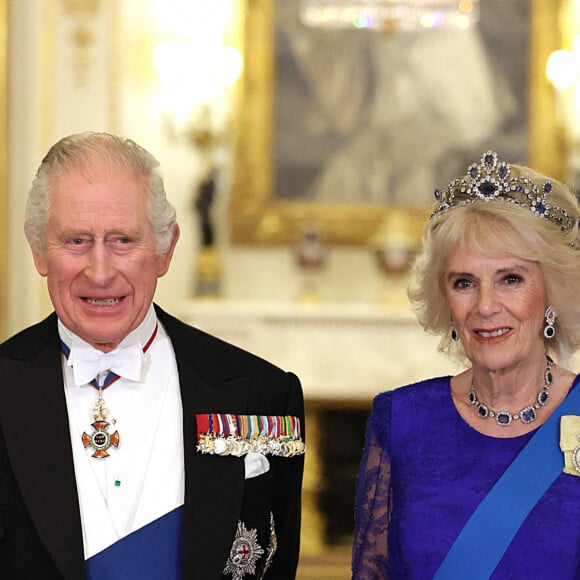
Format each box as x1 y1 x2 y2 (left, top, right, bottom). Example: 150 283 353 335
24 131 178 255
408 163 580 368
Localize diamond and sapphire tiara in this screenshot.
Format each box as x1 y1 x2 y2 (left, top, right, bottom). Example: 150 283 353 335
430 150 574 232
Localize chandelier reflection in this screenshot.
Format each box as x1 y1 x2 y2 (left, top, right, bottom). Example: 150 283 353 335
299 0 479 31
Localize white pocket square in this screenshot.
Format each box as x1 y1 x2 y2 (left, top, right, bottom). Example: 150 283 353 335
244 452 270 479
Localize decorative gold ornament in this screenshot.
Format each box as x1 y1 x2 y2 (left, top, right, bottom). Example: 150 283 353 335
61 0 101 86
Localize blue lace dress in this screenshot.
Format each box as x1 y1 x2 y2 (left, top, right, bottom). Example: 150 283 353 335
352 376 580 579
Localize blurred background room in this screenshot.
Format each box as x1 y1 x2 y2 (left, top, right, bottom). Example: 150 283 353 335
1 0 578 577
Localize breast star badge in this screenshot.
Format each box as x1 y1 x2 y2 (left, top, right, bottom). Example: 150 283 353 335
223 520 264 579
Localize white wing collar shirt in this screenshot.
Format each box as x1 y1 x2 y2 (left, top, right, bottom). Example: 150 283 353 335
59 304 185 560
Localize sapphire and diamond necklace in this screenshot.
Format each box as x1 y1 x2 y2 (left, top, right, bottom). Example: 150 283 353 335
468 358 553 427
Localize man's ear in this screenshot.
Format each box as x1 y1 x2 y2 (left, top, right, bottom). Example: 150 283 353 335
24 224 48 276
156 224 180 277
30 246 48 277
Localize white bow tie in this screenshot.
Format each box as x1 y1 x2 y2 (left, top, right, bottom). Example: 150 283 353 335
68 344 143 386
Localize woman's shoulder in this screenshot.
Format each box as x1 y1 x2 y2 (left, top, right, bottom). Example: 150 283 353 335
367 376 452 444
373 375 451 407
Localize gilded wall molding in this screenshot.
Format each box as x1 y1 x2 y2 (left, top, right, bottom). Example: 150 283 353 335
61 0 102 86
0 0 6 339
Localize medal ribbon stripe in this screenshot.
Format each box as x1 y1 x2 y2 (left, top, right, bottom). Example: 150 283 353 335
202 414 302 440
195 414 305 457
226 414 237 436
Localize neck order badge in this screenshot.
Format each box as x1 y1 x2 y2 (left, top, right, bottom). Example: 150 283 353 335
60 324 158 458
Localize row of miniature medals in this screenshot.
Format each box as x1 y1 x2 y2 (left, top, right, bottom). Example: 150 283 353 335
469 358 553 427
196 413 305 458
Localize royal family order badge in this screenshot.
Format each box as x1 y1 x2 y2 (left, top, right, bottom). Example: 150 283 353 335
82 420 120 459
560 415 580 476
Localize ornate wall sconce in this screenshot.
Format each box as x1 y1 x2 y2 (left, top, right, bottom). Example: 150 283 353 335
151 1 243 297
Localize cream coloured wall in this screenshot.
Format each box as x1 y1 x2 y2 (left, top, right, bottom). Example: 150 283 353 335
7 0 49 335
8 0 122 334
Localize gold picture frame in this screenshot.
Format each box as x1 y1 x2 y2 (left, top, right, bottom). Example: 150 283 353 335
0 0 7 339
229 0 565 246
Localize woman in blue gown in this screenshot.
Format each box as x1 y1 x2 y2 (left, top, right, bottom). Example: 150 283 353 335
352 151 580 579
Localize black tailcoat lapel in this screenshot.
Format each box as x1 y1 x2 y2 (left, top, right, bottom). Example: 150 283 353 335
0 313 85 579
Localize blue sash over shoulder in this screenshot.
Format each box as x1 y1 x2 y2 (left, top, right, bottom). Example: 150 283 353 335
434 379 580 580
86 506 183 580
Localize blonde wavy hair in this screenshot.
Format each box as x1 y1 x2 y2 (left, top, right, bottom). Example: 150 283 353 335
408 164 580 367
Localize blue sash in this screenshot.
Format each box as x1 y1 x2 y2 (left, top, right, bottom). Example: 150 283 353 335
86 506 183 580
434 379 580 580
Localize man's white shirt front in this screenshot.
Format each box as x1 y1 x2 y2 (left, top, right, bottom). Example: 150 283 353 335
59 305 185 559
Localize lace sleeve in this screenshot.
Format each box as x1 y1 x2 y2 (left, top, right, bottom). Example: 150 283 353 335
351 402 392 580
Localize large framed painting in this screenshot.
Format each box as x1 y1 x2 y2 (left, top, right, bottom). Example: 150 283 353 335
229 0 564 245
